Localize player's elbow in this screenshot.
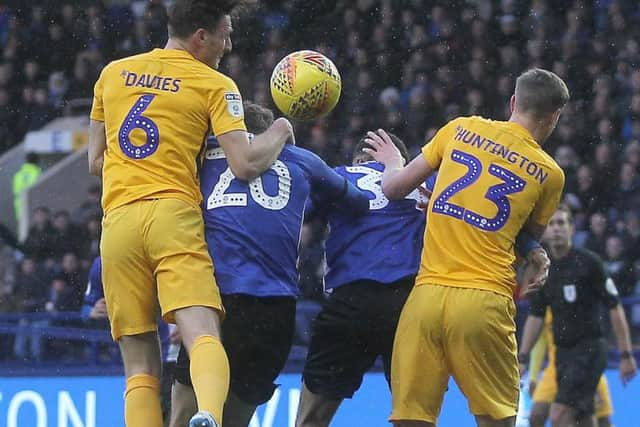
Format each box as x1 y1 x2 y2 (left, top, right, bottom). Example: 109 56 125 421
228 161 260 181
88 156 103 176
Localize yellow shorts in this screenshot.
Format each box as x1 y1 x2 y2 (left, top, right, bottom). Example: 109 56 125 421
101 198 222 340
533 365 613 418
390 284 519 423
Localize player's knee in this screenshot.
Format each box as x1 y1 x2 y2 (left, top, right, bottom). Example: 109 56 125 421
174 306 222 349
118 333 162 378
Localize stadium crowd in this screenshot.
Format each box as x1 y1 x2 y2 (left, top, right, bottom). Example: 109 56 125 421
0 0 640 362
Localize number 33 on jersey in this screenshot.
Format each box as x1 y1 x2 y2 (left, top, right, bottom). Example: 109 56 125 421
419 116 565 297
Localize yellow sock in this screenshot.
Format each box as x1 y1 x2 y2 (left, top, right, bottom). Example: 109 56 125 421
190 334 229 425
124 374 162 427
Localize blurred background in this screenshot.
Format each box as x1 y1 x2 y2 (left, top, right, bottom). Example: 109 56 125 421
0 0 639 426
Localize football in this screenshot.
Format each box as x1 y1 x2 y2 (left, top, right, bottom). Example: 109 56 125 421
270 50 342 121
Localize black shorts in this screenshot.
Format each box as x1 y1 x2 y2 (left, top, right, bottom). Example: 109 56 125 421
174 294 296 405
302 276 414 399
555 338 608 418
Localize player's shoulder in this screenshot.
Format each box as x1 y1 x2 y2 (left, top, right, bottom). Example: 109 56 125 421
281 145 325 171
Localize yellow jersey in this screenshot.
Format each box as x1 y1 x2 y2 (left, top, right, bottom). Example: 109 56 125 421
419 116 564 297
545 309 556 367
90 48 247 213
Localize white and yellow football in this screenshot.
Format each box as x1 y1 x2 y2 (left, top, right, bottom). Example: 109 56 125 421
270 50 342 121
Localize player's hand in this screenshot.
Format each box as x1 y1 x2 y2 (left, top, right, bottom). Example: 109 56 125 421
170 326 182 345
619 355 637 386
274 117 295 145
528 380 537 397
520 248 550 296
363 129 404 168
90 298 108 319
416 186 432 210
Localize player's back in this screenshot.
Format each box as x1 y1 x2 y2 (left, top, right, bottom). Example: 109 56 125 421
91 49 245 213
201 139 366 297
420 116 564 297
323 161 432 289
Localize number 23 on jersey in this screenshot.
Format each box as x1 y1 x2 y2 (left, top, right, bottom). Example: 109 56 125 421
431 149 526 231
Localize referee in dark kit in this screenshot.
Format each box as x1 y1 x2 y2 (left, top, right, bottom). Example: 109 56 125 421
519 205 637 427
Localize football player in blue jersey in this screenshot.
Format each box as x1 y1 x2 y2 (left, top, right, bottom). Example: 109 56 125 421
169 103 369 427
296 133 430 427
296 133 549 427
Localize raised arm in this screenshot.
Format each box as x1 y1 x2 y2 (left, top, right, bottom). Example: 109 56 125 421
216 117 294 181
364 129 435 199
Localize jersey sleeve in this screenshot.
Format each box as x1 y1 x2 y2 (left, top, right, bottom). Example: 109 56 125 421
529 166 565 227
89 68 106 122
208 76 247 137
305 152 369 216
528 287 548 317
590 254 621 309
421 118 460 170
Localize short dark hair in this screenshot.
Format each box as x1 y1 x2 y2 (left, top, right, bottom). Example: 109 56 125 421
243 102 274 134
353 132 410 164
555 203 573 223
515 68 570 117
168 0 244 39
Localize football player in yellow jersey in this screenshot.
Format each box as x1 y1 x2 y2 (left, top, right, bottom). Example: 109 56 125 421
87 2 294 427
363 68 569 427
528 310 614 427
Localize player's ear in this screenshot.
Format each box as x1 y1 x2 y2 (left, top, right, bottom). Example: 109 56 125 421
193 28 208 46
510 94 516 113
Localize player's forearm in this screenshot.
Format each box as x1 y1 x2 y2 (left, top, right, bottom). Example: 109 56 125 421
519 315 544 357
89 155 104 176
610 304 633 353
241 118 292 180
381 164 410 199
88 120 106 176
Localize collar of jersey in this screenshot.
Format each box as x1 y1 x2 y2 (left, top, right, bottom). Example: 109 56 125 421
503 121 540 148
152 48 196 60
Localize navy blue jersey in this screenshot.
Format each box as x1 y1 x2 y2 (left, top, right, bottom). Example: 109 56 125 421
322 161 435 289
200 139 368 297
81 256 103 320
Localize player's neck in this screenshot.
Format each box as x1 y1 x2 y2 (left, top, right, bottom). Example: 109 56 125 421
165 38 190 53
508 114 548 145
549 243 571 259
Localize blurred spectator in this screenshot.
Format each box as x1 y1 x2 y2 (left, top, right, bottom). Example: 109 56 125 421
0 236 16 312
603 235 636 297
12 152 41 222
22 206 55 262
81 256 108 329
582 212 609 256
56 252 87 311
12 258 48 361
50 211 84 260
72 184 102 225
